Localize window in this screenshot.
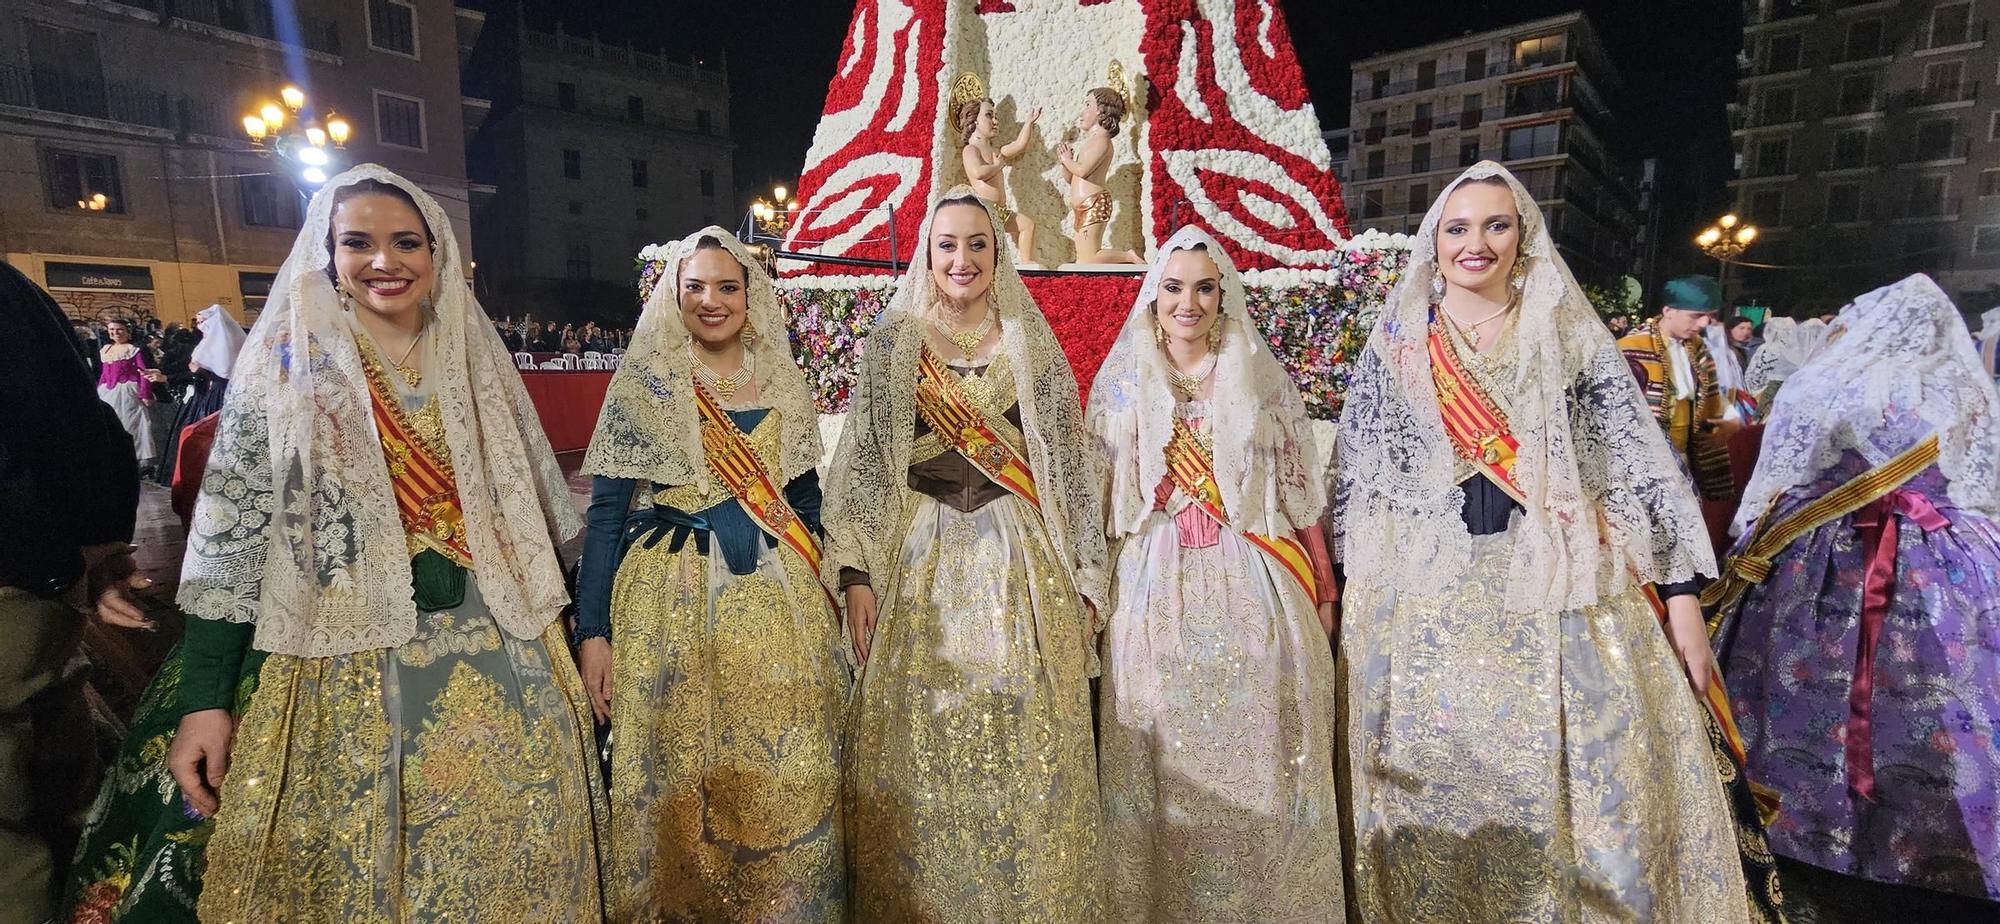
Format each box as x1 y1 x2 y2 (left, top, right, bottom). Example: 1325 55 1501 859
239 174 300 228
1975 226 2000 256
1502 122 1560 160
1765 32 1802 71
1512 33 1567 69
1983 168 2000 197
631 158 648 188
239 271 275 322
1411 142 1431 174
627 95 644 122
1754 137 1790 175
25 22 107 120
1826 183 1863 222
1750 189 1785 226
567 243 591 280
43 148 124 213
1930 2 1972 48
1514 166 1558 200
1910 174 1949 215
1459 139 1481 167
1758 85 1797 124
567 200 583 215
1831 128 1870 169
1370 69 1389 97
1366 149 1385 179
699 168 715 197
373 91 425 150
695 109 713 134
1844 19 1882 60
1904 227 1945 272
1991 111 2000 141
635 206 649 221
366 0 417 58
1362 188 1385 220
1923 60 1967 106
1408 182 1429 213
1507 76 1564 116
1413 101 1433 136
1464 48 1486 80
558 82 577 111
1460 92 1484 129
562 149 581 179
1837 73 1877 114
1914 118 1958 160
1417 60 1436 91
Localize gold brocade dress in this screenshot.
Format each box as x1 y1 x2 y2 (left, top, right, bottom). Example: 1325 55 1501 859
598 405 848 922
1339 318 1751 923
199 330 607 922
845 354 1104 923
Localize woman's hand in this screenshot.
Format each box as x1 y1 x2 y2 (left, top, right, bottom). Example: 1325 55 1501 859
168 708 237 818
1316 601 1337 640
577 637 612 724
1664 594 1714 697
846 585 878 664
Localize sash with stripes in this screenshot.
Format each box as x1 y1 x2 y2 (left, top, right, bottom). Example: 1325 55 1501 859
1701 434 1941 613
362 360 473 567
915 348 1041 510
1428 314 1525 503
1164 416 1317 599
693 382 830 595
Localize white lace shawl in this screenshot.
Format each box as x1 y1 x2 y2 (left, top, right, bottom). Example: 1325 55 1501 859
822 187 1110 605
1742 316 1827 396
582 227 821 489
189 304 247 379
1331 162 1713 612
1735 274 2000 535
1087 226 1324 539
177 165 580 657
1705 323 1747 395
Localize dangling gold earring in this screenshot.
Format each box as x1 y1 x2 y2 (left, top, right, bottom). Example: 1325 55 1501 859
741 319 760 345
1206 312 1224 351
1153 314 1167 350
336 285 355 312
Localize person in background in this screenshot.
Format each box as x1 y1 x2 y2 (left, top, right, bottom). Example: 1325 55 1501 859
1618 276 1738 503
562 336 583 356
154 305 245 487
1725 314 1761 365
0 261 152 924
96 319 161 477
1606 313 1632 337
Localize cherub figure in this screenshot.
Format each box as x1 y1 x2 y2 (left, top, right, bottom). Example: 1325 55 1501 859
1054 73 1143 266
955 79 1042 263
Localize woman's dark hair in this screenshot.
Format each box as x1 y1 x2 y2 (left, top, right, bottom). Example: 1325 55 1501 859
684 234 747 285
323 177 436 284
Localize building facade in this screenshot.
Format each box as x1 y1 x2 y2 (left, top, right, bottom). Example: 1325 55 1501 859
1345 12 1640 285
464 13 733 324
0 0 479 325
1731 0 2000 314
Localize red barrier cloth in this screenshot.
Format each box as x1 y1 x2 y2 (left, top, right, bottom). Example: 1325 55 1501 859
520 370 613 454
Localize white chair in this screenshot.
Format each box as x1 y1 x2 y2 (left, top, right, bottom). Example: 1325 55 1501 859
539 359 566 370
514 351 535 369
581 355 607 370
561 352 581 370
583 350 604 363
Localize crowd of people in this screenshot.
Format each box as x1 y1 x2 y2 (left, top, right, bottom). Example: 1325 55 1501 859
493 316 635 356
2 159 1996 924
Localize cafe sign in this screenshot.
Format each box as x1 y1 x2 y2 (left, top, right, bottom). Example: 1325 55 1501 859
45 261 154 292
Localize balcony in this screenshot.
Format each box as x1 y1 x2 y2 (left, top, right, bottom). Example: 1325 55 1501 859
1895 196 1963 221
0 65 226 137
169 0 341 56
1746 0 1817 28
1898 80 1980 109
1918 19 1988 52
1829 91 1885 117
1900 137 1971 165
1822 148 1880 171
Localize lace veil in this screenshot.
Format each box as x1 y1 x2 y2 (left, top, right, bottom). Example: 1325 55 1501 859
1735 274 2000 534
1705 323 1746 394
1087 225 1323 538
1742 316 1827 396
822 187 1109 604
1332 161 1712 612
582 226 820 489
178 165 579 657
189 303 247 379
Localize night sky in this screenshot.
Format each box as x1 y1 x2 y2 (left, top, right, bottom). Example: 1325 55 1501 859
515 0 1742 257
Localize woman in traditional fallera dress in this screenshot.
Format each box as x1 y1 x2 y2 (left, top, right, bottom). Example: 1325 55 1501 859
95 318 159 472
576 228 848 922
153 304 246 486
1088 227 1343 920
151 165 604 920
1741 316 1829 415
828 188 1109 922
1333 162 1754 922
1711 274 2000 916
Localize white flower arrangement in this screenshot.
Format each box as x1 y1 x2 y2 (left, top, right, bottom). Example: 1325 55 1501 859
1340 229 1416 252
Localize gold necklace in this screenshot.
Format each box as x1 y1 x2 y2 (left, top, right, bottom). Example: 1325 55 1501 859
1440 296 1514 350
692 343 754 402
386 325 426 388
1165 350 1217 400
934 309 994 360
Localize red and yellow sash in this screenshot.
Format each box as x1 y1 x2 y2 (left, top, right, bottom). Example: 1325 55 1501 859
915 348 1041 509
693 383 831 599
364 365 473 567
1428 317 1525 502
1164 416 1316 599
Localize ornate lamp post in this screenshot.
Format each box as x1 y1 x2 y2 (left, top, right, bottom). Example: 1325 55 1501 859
750 184 798 239
241 84 352 193
1695 212 1758 308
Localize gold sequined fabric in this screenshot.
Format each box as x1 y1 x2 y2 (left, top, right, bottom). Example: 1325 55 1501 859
1098 502 1344 919
846 495 1104 922
603 413 849 922
198 583 607 923
1340 530 1750 922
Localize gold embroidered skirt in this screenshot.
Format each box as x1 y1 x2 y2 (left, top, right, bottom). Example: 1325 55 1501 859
1339 531 1750 923
605 537 848 922
199 582 607 922
1099 513 1344 921
846 494 1104 923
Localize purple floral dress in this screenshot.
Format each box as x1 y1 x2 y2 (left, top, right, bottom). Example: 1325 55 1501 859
1714 424 2000 901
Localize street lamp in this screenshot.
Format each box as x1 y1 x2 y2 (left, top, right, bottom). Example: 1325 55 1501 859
751 184 798 238
1695 212 1758 307
242 84 352 193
